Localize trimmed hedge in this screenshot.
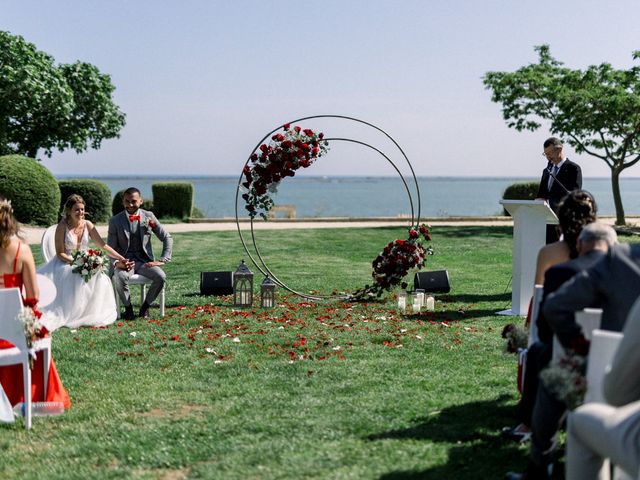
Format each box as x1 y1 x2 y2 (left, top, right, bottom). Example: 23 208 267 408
112 189 154 216
152 183 193 219
0 155 60 225
58 179 111 223
502 181 539 216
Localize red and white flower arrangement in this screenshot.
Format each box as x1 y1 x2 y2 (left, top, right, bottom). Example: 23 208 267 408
18 300 48 368
241 124 329 219
71 248 108 282
350 224 434 300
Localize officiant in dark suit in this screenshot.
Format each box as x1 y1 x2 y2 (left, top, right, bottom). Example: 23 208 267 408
108 187 173 319
536 137 582 243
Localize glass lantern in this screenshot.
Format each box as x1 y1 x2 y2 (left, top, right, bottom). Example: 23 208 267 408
260 276 276 308
233 260 254 307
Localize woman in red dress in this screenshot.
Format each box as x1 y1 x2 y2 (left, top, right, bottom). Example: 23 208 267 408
0 197 70 408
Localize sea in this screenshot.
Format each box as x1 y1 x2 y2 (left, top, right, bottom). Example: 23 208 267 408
57 175 640 219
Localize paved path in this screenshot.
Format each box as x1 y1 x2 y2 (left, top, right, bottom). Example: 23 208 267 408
21 216 636 245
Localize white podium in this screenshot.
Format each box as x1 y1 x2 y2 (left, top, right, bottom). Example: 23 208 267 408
498 200 558 316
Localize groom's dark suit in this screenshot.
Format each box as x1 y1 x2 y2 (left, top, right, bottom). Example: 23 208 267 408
108 209 173 312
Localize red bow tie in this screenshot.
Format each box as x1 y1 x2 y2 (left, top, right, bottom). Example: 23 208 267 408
129 215 140 222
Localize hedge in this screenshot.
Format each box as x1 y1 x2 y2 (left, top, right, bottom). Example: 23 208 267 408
0 155 60 226
58 179 112 223
502 181 539 216
152 183 193 219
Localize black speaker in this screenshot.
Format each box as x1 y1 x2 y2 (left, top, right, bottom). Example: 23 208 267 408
200 271 233 295
414 270 451 293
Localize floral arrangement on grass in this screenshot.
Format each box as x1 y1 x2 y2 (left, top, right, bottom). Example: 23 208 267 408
501 323 528 353
540 336 590 410
71 248 107 282
350 224 433 301
241 124 329 219
18 300 48 368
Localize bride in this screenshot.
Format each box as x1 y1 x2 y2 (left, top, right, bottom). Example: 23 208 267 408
39 194 126 330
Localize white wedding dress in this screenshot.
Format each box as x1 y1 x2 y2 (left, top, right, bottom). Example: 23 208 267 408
38 226 117 331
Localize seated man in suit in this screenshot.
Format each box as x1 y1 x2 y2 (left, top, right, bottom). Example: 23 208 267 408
108 187 173 319
535 137 582 243
566 299 640 479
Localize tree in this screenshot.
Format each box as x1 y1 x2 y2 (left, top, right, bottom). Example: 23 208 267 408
0 31 125 159
484 45 640 225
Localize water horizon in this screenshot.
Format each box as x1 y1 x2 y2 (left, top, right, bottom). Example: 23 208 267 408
56 175 640 218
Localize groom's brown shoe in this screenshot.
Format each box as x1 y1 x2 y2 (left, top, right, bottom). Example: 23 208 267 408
123 305 135 320
139 302 150 319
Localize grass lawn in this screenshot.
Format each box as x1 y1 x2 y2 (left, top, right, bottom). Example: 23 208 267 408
1 225 612 479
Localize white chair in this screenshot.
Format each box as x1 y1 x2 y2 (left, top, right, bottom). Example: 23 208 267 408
517 285 545 392
0 288 52 429
581 328 629 480
40 225 58 263
113 275 166 319
552 308 603 362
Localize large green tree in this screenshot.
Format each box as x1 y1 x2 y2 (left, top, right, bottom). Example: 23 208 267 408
484 45 640 225
0 31 125 159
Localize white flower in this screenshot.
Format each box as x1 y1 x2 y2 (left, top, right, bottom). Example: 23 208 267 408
129 332 137 337
232 337 241 343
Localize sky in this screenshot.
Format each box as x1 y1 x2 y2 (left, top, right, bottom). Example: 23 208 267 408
3 0 640 178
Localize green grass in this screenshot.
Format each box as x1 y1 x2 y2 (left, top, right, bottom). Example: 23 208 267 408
0 225 598 479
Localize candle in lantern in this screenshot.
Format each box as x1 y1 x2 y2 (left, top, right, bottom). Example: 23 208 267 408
425 296 435 311
412 293 421 314
397 292 407 312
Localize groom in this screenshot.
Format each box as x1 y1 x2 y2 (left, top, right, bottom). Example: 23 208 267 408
108 187 173 319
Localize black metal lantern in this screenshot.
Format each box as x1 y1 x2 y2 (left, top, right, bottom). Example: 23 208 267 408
233 260 253 307
260 276 276 308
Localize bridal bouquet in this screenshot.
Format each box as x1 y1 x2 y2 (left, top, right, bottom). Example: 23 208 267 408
71 248 108 282
18 302 48 368
540 351 588 410
241 124 329 219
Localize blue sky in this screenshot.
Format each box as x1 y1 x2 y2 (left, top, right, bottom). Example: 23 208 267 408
3 0 640 178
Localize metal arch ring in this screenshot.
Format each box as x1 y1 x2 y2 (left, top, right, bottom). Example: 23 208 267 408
235 115 421 301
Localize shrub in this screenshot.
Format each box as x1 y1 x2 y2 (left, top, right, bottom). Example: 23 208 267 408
112 189 154 216
502 181 539 216
0 155 60 225
152 183 193 219
58 179 111 223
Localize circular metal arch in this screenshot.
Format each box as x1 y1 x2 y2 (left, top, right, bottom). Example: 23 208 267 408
234 114 421 301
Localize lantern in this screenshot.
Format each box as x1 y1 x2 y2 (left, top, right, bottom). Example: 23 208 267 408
233 260 253 307
260 276 276 308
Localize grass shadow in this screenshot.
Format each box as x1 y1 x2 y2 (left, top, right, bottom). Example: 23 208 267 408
370 395 528 479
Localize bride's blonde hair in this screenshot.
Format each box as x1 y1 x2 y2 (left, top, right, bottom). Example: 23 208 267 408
63 194 86 223
0 196 19 248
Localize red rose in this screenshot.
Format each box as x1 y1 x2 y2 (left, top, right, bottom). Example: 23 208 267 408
259 144 269 153
319 133 324 139
312 147 319 156
419 225 427 234
424 233 432 241
283 123 290 130
282 140 292 149
294 126 301 133
303 129 314 136
409 229 418 238
395 239 405 246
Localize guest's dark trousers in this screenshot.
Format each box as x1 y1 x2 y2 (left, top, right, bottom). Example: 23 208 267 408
518 341 552 427
530 381 567 469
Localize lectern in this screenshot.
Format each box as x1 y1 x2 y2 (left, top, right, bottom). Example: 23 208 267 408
499 200 558 316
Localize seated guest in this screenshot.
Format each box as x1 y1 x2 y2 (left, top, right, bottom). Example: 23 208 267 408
566 298 640 479
506 239 640 479
534 190 597 284
0 197 70 408
504 192 599 442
